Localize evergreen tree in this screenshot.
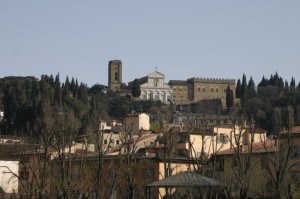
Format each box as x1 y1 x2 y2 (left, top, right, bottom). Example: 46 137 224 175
131 79 141 98
290 77 296 92
77 83 88 104
247 76 256 99
54 73 62 106
297 82 300 92
226 85 234 109
240 74 248 105
236 79 241 98
109 96 132 121
75 79 79 97
49 74 55 88
284 80 289 93
258 76 268 87
70 77 76 97
65 76 70 89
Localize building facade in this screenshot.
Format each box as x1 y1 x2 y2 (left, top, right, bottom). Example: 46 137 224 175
108 60 122 92
123 113 150 135
169 77 236 108
128 70 172 104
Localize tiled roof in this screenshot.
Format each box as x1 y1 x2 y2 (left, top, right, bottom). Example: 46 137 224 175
145 171 219 187
0 144 36 160
216 140 278 155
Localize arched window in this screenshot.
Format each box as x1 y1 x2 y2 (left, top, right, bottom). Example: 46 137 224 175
114 72 118 80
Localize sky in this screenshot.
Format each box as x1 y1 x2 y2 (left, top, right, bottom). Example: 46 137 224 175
1 1 300 87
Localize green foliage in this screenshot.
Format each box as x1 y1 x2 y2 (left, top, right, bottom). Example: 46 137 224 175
247 76 256 99
109 95 132 121
236 79 241 98
150 121 161 133
131 78 141 98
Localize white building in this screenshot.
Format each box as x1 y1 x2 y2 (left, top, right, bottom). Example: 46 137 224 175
0 161 18 197
128 70 172 103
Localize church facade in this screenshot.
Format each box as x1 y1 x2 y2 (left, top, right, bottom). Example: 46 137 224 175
128 70 172 104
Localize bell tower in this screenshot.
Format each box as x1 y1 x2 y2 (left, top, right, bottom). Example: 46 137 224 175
108 60 122 91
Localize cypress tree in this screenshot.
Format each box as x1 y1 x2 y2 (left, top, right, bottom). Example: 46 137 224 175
54 73 62 106
290 77 296 92
258 76 268 87
240 74 248 105
131 78 141 98
247 76 256 99
70 77 76 97
78 83 88 104
297 82 300 92
236 79 241 98
226 85 234 109
284 80 289 93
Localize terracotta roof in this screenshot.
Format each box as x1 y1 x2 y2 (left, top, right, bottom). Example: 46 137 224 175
145 171 219 187
216 140 278 155
0 144 36 160
168 80 188 85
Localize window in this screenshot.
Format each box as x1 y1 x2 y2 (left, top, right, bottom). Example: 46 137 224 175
234 134 241 143
104 140 107 144
217 134 228 144
116 140 120 145
202 87 206 92
218 159 224 171
215 88 219 92
211 88 214 92
165 167 172 177
143 168 154 178
197 87 201 92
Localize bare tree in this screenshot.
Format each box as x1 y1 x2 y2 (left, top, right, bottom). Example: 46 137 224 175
261 126 300 199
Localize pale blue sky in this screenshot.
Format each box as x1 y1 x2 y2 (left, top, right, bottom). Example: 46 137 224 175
1 1 300 87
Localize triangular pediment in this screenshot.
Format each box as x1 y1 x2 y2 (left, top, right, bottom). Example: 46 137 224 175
147 71 164 78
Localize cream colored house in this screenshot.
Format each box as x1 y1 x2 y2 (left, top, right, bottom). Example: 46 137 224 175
175 122 267 159
214 140 278 198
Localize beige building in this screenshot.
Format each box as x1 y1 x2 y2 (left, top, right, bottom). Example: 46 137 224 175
123 113 150 135
214 140 278 198
173 118 266 159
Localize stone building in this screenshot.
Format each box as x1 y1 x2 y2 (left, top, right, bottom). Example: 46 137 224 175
169 77 236 108
107 60 236 108
108 60 122 92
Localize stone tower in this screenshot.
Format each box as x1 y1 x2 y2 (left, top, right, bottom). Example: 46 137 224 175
108 60 122 91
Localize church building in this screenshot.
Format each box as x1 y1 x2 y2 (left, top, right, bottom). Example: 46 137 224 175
128 69 172 104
